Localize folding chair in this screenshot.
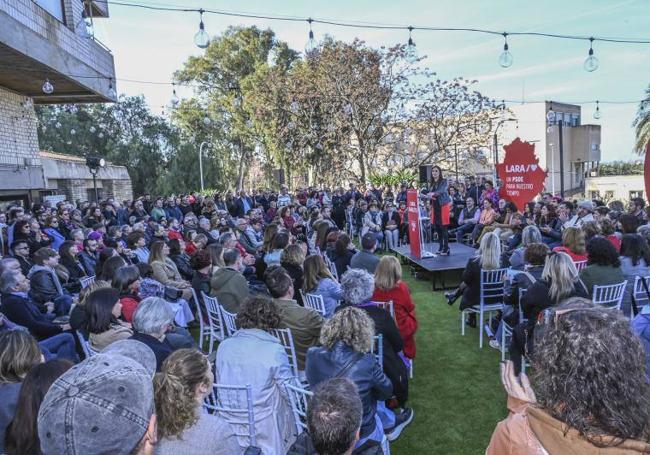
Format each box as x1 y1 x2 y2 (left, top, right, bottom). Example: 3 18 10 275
370 334 384 370
220 305 239 338
271 328 300 379
80 275 96 289
76 330 98 358
372 300 395 319
461 268 508 348
632 275 650 317
592 280 628 310
303 292 327 317
285 382 313 435
500 288 528 361
200 291 226 351
324 255 338 281
204 383 257 448
574 260 587 272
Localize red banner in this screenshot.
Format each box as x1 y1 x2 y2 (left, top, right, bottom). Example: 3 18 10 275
496 138 548 211
407 189 421 258
644 141 650 202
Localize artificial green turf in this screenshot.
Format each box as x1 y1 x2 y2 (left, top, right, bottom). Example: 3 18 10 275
390 267 507 454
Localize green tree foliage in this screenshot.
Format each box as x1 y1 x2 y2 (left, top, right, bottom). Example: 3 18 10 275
634 84 650 154
598 160 644 176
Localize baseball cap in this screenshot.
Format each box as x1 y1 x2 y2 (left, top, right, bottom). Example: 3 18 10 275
38 340 156 455
578 200 594 212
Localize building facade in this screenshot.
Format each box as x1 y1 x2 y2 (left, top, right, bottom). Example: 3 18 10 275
584 174 644 204
0 0 116 204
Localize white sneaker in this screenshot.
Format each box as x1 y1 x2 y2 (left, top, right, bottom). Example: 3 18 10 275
489 339 501 350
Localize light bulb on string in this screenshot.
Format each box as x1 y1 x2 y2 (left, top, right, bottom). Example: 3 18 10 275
498 33 513 68
304 18 318 56
203 116 211 126
405 26 418 63
55 122 62 129
42 78 54 94
593 101 602 119
194 9 210 49
89 126 96 133
70 129 76 136
108 78 116 98
583 37 599 72
171 84 179 106
98 132 104 139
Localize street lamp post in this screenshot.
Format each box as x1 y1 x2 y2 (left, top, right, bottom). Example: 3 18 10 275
85 156 105 202
198 141 211 193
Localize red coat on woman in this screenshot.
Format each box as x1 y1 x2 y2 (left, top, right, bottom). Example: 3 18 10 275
371 281 418 359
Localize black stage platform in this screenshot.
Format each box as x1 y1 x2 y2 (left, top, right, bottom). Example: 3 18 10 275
391 242 476 290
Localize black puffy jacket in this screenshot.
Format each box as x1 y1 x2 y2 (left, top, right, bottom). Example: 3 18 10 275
306 341 392 439
28 268 62 307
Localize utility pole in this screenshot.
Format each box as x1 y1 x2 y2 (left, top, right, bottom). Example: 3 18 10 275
198 141 211 193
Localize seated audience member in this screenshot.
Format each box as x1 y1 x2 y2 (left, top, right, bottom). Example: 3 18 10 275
450 196 480 244
206 242 225 270
620 234 650 316
382 201 401 250
331 233 356 278
149 241 193 301
371 255 418 360
362 202 384 246
128 231 150 264
340 268 410 410
69 280 110 333
0 330 43 454
471 199 497 245
579 236 625 298
303 254 343 318
562 200 595 229
168 238 194 280
27 247 72 317
58 240 87 289
307 307 412 449
85 287 133 351
350 233 380 274
265 266 324 372
78 238 99 277
4 359 73 455
37 340 158 455
488 299 650 454
136 262 165 300
552 226 588 263
509 252 588 374
113 265 142 322
216 296 295 454
620 213 640 235
129 297 175 371
288 378 363 455
10 241 33 276
210 248 250 313
281 244 306 306
537 204 562 246
0 258 21 277
508 226 542 269
154 349 239 454
190 249 213 299
600 217 621 252
264 231 290 266
99 255 127 283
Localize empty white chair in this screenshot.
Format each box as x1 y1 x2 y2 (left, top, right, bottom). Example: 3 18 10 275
370 334 383 370
574 260 588 272
220 305 239 337
200 291 226 351
461 268 508 348
303 292 327 317
80 275 96 289
271 328 300 379
204 383 257 448
285 382 313 435
593 280 628 310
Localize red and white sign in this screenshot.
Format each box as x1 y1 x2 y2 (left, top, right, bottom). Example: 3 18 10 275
407 189 422 258
496 138 548 211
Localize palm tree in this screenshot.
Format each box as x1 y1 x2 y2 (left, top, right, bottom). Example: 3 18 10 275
634 84 650 153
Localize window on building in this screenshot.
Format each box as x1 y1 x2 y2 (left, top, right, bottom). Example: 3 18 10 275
630 190 644 200
590 190 601 199
571 114 580 127
86 188 104 203
34 0 65 23
605 190 614 200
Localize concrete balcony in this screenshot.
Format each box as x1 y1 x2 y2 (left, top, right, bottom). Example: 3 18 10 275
0 0 116 104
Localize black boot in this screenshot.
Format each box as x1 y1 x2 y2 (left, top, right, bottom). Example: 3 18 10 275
466 313 477 328
444 288 461 306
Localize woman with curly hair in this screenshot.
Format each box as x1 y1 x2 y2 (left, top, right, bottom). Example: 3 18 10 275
154 349 238 454
488 298 650 453
215 296 295 454
579 236 625 298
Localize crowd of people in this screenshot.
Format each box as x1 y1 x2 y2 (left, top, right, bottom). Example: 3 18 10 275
0 173 648 454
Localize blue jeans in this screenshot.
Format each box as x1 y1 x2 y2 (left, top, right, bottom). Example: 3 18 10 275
453 223 475 243
39 332 78 362
54 294 73 316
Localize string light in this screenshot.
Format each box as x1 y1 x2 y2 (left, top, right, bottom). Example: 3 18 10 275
290 101 300 113
89 126 96 133
203 116 211 125
304 18 318 55
194 8 210 49
583 37 599 72
499 33 513 68
593 100 602 119
108 78 117 98
171 83 179 106
42 78 54 94
70 128 76 135
405 26 418 63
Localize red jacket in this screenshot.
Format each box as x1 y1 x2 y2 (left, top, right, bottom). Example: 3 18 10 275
167 230 183 241
120 294 141 323
372 281 418 358
552 246 587 263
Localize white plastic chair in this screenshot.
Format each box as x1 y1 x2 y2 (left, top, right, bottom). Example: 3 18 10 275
574 260 588 271
632 276 650 317
200 291 226 351
271 328 300 379
76 330 98 358
372 300 395 319
285 382 313 435
220 305 239 337
461 268 508 348
501 288 528 361
204 383 257 448
324 255 339 281
592 280 628 310
80 275 96 289
370 334 384 370
303 292 327 317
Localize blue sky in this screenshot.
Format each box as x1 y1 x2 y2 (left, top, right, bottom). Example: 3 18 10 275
95 0 650 162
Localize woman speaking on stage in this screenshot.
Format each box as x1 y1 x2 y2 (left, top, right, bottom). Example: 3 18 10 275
427 166 451 256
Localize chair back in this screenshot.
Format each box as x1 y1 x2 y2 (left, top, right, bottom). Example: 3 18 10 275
593 280 628 310
220 305 239 337
324 255 338 281
517 287 529 324
304 292 327 317
271 328 300 378
574 260 587 271
370 334 384 370
76 330 98 358
479 268 508 306
201 291 226 342
80 275 96 289
285 382 313 435
371 300 395 319
633 275 650 316
204 383 257 447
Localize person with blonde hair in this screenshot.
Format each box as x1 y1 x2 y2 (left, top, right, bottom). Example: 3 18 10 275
148 241 192 301
303 254 342 318
154 349 238 454
371 255 418 359
281 244 305 306
508 251 588 374
552 226 587 262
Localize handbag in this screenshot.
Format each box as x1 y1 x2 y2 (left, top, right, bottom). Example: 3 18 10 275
163 286 183 302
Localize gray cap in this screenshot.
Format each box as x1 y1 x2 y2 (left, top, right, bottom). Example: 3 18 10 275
38 340 156 455
578 200 594 212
